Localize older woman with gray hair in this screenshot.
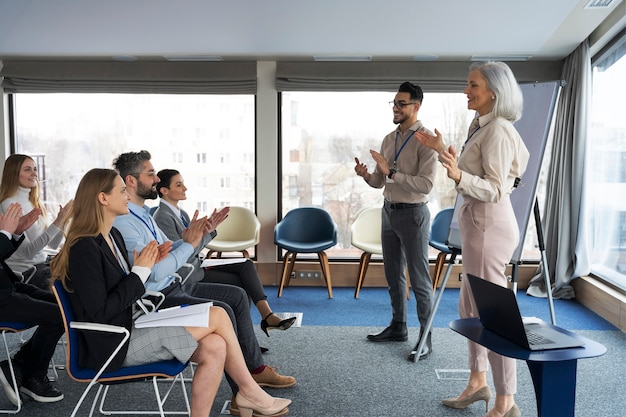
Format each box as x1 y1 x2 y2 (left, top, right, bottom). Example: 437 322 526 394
416 61 530 417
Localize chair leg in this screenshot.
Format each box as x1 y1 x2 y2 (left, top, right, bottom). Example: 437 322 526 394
1 330 22 414
405 268 411 300
432 252 448 292
406 278 411 300
354 252 372 299
95 375 189 417
278 251 297 297
317 251 333 299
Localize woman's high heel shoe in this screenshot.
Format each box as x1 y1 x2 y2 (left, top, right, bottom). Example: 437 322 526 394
441 386 492 412
260 313 297 337
502 404 521 417
235 392 291 417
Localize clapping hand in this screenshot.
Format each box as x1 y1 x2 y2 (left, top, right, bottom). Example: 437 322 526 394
0 203 23 235
52 200 74 228
207 207 229 233
415 129 461 183
133 240 160 269
181 210 208 249
369 150 391 177
156 241 173 263
415 128 446 154
17 208 42 235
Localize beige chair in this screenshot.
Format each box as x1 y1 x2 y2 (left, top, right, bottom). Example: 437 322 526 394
351 207 410 299
206 206 260 258
351 207 383 299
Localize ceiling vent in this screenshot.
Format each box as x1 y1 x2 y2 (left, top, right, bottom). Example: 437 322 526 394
584 0 615 8
470 55 532 61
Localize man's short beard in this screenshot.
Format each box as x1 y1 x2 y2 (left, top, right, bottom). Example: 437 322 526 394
137 184 157 200
393 114 407 125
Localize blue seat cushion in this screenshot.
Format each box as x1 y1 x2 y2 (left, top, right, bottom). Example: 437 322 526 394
275 238 336 253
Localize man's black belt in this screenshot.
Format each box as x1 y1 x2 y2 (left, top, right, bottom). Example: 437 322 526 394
384 201 425 210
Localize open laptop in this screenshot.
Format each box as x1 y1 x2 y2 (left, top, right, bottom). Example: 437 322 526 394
467 274 583 351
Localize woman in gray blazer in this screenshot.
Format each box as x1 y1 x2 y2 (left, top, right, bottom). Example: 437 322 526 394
153 169 296 338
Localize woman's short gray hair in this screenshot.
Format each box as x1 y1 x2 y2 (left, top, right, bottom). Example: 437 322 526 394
470 61 523 122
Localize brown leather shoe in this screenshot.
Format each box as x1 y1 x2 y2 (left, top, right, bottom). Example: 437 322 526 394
252 365 296 388
229 395 289 417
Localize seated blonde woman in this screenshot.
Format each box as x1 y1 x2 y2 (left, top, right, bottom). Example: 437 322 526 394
50 168 291 417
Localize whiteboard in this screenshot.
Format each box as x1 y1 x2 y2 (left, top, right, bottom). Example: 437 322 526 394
446 81 560 263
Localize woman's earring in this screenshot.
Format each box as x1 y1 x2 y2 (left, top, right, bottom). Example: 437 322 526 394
492 96 495 100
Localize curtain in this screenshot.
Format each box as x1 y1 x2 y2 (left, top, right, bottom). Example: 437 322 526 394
527 40 591 299
0 61 257 94
276 61 563 92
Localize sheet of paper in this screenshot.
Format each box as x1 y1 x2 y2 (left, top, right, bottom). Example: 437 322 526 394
200 258 248 268
134 302 212 328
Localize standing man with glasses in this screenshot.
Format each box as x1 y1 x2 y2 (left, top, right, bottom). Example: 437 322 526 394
354 82 438 361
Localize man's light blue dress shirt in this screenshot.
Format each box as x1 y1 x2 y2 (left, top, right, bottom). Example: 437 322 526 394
113 202 194 292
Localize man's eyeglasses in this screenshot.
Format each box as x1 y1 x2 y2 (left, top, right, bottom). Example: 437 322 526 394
389 100 417 108
131 170 157 177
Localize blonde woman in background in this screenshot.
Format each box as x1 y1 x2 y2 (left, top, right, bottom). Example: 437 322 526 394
0 154 73 288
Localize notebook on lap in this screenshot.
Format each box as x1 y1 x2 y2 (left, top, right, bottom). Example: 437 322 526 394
466 273 583 351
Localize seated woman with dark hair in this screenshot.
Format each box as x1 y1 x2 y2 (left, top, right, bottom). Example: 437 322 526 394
50 168 291 417
153 169 296 337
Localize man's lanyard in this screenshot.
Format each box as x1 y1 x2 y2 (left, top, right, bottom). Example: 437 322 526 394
392 130 415 169
129 208 159 241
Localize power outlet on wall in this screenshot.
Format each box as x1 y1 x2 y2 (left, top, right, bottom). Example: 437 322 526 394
298 271 321 279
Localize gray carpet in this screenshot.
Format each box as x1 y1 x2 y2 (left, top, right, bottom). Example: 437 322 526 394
2 325 625 416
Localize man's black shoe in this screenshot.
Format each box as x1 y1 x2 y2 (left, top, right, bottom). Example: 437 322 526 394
367 322 408 342
0 359 22 406
408 329 433 361
20 375 64 403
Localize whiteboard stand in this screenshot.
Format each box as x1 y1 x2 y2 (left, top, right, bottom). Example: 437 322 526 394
411 248 460 362
510 198 556 325
534 197 556 325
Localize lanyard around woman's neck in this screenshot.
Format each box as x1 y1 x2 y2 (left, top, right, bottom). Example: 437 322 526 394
109 233 130 274
462 118 490 152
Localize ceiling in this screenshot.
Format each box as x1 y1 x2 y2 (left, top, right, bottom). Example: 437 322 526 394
0 0 624 62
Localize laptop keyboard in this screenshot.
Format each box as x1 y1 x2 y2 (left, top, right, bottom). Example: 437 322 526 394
526 330 555 345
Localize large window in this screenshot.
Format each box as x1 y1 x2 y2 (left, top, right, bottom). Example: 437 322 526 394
588 34 626 289
13 93 255 236
281 91 545 260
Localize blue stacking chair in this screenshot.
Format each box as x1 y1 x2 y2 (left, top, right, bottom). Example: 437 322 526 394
429 208 456 291
0 322 36 413
51 280 190 417
274 207 337 298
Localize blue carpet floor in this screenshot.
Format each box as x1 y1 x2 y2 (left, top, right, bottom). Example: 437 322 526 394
254 285 617 331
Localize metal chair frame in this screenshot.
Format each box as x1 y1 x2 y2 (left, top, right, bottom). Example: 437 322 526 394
0 323 34 414
52 281 191 417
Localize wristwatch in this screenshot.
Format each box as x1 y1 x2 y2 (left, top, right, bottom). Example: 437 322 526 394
388 168 397 179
